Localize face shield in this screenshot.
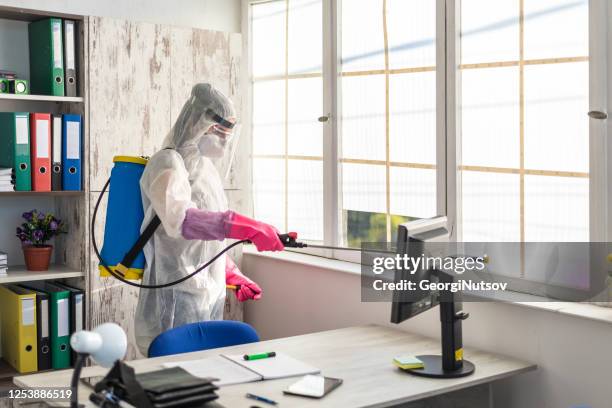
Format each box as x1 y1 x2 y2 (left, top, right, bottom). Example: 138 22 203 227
197 109 241 180
163 83 239 180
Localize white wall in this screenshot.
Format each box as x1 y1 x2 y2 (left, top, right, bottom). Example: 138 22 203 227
243 254 612 408
0 0 241 32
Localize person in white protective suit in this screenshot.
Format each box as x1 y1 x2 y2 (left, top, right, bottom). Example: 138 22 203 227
134 83 284 355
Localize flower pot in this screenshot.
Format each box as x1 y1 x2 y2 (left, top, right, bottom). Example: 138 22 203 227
23 245 53 271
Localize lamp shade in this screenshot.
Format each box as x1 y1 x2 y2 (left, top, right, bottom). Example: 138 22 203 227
70 323 127 368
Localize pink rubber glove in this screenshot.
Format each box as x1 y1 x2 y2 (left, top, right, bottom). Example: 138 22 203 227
226 255 262 302
225 212 284 252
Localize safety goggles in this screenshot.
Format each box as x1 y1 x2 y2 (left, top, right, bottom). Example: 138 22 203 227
205 109 237 140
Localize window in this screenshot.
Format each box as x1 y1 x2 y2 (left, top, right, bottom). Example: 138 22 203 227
251 0 324 242
249 0 608 263
339 0 438 246
459 0 590 243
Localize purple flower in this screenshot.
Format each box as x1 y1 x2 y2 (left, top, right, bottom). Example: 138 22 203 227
33 230 44 241
22 211 33 221
16 227 22 234
38 212 45 220
23 240 32 245
50 221 58 231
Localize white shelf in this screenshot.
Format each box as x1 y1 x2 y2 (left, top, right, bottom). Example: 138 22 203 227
0 94 83 103
0 264 84 284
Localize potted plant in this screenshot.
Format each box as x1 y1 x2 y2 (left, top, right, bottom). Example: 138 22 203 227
16 210 67 271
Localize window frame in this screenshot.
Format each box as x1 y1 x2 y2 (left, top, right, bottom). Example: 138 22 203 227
245 0 611 265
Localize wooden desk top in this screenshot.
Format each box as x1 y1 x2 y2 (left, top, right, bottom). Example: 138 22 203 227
15 324 536 408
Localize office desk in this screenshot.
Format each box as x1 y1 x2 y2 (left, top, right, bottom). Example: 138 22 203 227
14 325 536 407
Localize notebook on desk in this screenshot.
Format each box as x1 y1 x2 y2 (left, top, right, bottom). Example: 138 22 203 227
161 353 320 386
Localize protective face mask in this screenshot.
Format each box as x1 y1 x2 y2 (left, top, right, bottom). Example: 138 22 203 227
197 132 226 158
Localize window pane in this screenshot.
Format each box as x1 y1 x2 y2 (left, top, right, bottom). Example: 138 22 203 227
253 80 285 155
390 167 436 219
387 0 436 69
252 1 286 77
461 172 521 241
253 158 286 230
524 62 589 173
288 160 323 241
288 0 322 74
339 0 438 248
524 175 588 242
389 72 436 165
459 0 589 246
340 75 386 161
341 163 386 214
341 0 385 72
251 1 324 244
461 67 520 169
460 0 519 64
524 0 588 60
288 77 323 156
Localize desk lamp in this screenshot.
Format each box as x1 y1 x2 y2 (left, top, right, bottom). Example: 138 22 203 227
69 323 127 408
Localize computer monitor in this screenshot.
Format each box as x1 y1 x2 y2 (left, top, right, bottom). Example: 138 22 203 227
391 216 449 324
390 216 475 378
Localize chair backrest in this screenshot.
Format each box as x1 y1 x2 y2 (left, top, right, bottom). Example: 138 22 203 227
148 320 260 358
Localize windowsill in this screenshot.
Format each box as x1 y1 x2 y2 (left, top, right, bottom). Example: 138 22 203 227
243 246 362 275
243 246 612 325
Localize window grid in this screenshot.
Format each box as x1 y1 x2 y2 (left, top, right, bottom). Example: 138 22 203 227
458 0 589 276
251 0 324 234
339 0 437 242
251 0 593 251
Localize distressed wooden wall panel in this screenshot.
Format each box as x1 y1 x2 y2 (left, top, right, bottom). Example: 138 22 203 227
89 16 172 192
88 16 172 359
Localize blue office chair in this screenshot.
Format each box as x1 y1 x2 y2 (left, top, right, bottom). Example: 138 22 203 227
148 320 260 358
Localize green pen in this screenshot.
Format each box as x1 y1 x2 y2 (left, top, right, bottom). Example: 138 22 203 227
243 351 276 361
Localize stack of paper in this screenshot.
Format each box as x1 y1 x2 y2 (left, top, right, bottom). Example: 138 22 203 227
0 251 7 276
0 168 14 192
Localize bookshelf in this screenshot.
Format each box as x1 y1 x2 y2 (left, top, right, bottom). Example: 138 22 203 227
0 265 84 285
0 5 89 392
0 94 84 103
0 191 84 197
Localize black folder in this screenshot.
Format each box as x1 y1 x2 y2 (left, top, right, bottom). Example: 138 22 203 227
18 285 51 371
50 282 85 365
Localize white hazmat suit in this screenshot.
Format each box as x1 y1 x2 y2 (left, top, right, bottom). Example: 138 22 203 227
134 84 238 355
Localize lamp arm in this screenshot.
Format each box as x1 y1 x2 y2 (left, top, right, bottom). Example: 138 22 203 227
70 353 88 408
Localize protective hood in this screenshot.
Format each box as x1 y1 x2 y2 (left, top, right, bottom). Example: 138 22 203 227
162 83 239 179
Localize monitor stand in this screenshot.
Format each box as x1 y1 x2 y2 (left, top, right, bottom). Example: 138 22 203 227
405 271 475 378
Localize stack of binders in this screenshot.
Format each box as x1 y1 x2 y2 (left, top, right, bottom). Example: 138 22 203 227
0 167 14 192
0 281 86 373
0 112 82 191
28 18 78 97
0 251 6 276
